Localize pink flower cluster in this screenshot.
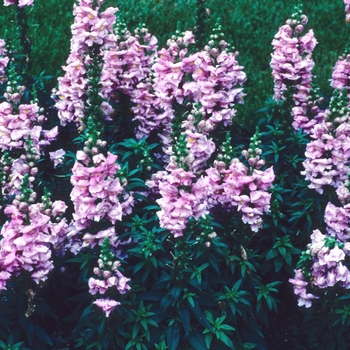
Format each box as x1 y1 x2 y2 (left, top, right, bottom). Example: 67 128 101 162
0 99 59 200
82 226 132 253
148 153 274 236
0 200 68 290
302 121 350 193
301 48 350 194
185 127 216 173
70 151 133 232
290 228 350 307
0 102 45 150
54 0 117 127
294 55 350 304
270 14 318 133
88 261 130 296
151 32 246 143
344 0 350 23
0 39 8 84
206 160 275 232
100 25 158 130
3 0 33 7
153 165 208 237
88 240 130 317
330 53 350 90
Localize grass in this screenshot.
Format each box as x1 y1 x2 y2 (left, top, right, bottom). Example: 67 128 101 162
0 0 349 129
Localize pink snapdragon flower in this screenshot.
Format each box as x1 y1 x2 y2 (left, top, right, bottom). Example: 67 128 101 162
0 39 9 84
89 243 130 318
330 54 350 90
54 0 117 127
206 160 274 232
68 151 133 251
100 26 159 139
302 120 350 194
93 298 120 317
344 0 350 22
152 32 246 141
151 163 209 237
4 0 33 7
297 291 319 308
70 151 129 230
89 269 130 296
291 227 350 307
185 126 216 173
0 200 68 289
270 14 318 133
49 149 66 168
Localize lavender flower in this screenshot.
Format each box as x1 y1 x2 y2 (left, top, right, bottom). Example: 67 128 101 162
270 9 318 133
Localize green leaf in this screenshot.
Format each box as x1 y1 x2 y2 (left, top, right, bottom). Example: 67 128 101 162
125 340 133 350
284 251 292 265
266 249 278 260
128 168 141 177
179 305 191 337
220 324 236 332
147 318 159 328
132 323 141 339
144 205 160 211
188 331 208 350
154 295 172 322
149 255 157 269
204 333 212 349
140 318 148 331
34 325 53 346
218 332 235 349
273 256 284 272
167 325 180 350
24 321 34 346
122 151 133 161
206 253 220 273
232 279 243 291
277 246 286 257
170 285 182 306
133 260 147 274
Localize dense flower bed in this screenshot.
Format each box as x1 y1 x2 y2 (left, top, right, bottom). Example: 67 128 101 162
0 0 349 349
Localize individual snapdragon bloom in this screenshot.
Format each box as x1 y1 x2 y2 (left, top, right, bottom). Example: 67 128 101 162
49 149 66 168
93 298 120 317
297 291 319 308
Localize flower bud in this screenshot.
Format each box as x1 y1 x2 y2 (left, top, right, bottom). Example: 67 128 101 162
103 270 112 279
